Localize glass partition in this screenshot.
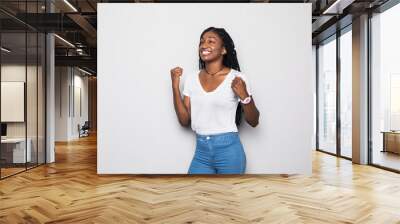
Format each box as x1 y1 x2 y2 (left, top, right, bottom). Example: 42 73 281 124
38 32 45 165
27 30 38 169
1 31 28 177
317 36 337 155
0 1 46 179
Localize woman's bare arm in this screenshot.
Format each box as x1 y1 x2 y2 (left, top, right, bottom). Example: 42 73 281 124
242 97 259 127
171 67 191 127
231 76 260 127
172 88 191 126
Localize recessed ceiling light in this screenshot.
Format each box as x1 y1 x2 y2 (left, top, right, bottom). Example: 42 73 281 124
78 67 93 76
1 47 11 53
54 34 75 48
63 0 78 12
322 0 354 15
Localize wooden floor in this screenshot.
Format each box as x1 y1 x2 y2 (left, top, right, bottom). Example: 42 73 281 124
0 167 26 178
1 163 45 178
1 135 400 223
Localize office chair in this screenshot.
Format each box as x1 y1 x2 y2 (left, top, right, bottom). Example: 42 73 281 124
79 121 90 138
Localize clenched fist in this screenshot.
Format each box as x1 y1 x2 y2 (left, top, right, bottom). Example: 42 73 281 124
170 67 183 89
231 76 249 100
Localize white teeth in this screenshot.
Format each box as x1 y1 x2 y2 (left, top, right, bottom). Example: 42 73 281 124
202 50 211 55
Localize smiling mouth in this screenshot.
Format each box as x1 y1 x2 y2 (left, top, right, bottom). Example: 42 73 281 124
200 49 211 56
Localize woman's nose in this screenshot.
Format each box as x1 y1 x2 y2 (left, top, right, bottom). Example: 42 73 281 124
200 45 210 50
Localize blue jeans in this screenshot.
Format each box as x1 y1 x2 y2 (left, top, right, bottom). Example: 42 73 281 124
188 132 246 174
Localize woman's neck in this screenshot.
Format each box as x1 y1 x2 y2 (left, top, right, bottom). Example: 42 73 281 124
205 61 225 74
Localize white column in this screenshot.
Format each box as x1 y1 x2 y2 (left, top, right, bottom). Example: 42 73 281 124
45 1 56 163
46 33 55 163
352 14 369 164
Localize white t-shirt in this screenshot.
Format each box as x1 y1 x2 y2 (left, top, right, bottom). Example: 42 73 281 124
182 68 252 135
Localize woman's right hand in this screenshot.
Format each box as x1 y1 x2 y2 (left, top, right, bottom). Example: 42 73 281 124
170 67 183 89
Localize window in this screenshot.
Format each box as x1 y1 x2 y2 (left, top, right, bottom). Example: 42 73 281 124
339 28 352 158
371 3 400 171
318 36 337 154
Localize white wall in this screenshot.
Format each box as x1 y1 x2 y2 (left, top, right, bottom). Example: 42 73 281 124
98 3 313 174
1 82 24 122
72 72 89 138
55 67 69 141
55 67 89 141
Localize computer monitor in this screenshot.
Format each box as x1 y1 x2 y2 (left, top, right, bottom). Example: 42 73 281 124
1 123 7 137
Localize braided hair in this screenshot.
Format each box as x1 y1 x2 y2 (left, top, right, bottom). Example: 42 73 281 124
198 27 243 126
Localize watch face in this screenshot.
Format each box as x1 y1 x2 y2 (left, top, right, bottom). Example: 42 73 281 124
242 97 251 104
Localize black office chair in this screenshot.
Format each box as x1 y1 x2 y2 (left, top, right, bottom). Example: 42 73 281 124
79 121 90 138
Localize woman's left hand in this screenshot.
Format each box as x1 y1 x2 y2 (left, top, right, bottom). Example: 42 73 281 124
231 76 249 100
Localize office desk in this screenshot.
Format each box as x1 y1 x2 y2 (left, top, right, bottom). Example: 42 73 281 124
381 131 400 154
1 138 32 163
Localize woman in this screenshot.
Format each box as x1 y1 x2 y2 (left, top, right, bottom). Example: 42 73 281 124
170 27 260 174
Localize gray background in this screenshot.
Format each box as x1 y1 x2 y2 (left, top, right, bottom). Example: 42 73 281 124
97 3 313 174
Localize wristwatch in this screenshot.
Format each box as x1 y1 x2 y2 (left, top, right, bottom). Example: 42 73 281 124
240 96 252 105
